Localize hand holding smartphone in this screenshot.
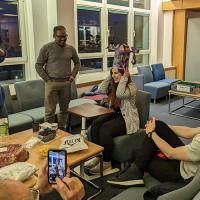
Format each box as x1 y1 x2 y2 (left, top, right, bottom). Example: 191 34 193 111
48 149 67 184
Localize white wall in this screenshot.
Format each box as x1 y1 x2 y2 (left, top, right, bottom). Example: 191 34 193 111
185 18 200 81
57 0 75 46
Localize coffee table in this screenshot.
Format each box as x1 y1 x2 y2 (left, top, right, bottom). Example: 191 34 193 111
68 103 114 136
7 129 104 197
168 90 200 120
7 129 103 172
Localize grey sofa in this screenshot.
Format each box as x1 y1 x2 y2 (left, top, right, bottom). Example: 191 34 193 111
137 65 171 103
112 166 200 200
2 80 96 134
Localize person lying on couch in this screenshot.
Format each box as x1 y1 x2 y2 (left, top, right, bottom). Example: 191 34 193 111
107 117 200 198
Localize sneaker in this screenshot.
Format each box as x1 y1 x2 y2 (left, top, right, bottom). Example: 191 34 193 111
84 157 100 170
107 163 144 188
89 161 112 175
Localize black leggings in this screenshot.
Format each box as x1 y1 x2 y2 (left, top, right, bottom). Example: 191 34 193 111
90 113 126 162
135 120 184 182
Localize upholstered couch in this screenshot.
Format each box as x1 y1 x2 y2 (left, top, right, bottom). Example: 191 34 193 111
1 80 96 134
111 166 200 200
137 65 171 103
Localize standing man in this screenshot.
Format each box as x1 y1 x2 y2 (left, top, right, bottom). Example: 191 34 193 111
36 26 80 130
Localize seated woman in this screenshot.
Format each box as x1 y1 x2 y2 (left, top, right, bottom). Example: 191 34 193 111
86 65 140 175
0 48 6 63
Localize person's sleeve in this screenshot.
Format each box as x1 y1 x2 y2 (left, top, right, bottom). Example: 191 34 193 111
185 135 200 162
35 46 50 82
98 75 111 94
71 47 80 78
116 76 137 99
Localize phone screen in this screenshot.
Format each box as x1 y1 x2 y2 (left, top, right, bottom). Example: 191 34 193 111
48 149 67 184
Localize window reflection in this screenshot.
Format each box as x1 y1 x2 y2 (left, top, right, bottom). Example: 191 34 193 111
108 12 127 51
133 0 150 10
107 0 129 7
0 64 25 83
133 54 149 67
107 57 114 68
134 13 149 50
77 9 101 53
0 0 22 58
80 58 102 74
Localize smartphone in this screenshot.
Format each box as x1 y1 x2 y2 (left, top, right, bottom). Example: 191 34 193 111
48 149 67 184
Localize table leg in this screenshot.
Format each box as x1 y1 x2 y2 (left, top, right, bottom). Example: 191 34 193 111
81 117 87 138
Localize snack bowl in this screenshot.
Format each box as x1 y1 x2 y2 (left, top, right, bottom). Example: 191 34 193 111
37 128 56 143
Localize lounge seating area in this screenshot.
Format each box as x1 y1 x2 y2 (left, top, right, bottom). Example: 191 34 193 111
2 80 96 134
137 64 176 103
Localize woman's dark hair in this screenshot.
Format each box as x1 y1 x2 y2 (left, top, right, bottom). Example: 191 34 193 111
107 67 132 108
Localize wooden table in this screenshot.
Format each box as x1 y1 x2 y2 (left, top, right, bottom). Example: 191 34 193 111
168 90 200 120
6 129 104 196
8 129 104 170
68 103 114 136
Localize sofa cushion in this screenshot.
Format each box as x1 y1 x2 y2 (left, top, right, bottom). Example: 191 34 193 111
19 107 45 123
137 65 153 84
151 63 165 81
15 80 45 111
144 82 170 100
8 113 33 134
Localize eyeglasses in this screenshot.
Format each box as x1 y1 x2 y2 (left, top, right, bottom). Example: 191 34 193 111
30 188 40 200
55 34 68 39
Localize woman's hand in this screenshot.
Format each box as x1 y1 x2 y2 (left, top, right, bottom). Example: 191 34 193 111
124 67 130 78
145 117 156 134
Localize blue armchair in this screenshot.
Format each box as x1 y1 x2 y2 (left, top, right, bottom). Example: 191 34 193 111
151 63 176 84
137 65 171 103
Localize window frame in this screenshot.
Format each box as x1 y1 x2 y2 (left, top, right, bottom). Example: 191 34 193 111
0 0 28 83
75 0 152 82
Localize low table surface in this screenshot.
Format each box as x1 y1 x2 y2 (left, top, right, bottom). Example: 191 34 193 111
68 103 114 118
7 129 104 167
169 90 200 98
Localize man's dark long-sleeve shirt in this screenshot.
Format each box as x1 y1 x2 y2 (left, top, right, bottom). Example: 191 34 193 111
35 42 80 82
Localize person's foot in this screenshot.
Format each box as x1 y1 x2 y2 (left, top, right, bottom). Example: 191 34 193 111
89 161 112 175
84 157 100 170
107 163 144 188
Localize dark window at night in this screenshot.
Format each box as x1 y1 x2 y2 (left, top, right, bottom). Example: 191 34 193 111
0 0 22 58
80 58 103 74
0 64 25 83
107 57 114 68
108 12 127 52
77 8 101 53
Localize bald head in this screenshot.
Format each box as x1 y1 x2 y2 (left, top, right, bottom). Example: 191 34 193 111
0 179 33 200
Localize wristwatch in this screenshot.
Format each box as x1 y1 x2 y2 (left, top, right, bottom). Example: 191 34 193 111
147 131 154 139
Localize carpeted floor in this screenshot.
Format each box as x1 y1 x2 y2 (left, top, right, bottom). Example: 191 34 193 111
150 95 200 127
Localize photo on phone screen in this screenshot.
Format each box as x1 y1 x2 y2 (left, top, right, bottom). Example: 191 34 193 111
48 149 67 184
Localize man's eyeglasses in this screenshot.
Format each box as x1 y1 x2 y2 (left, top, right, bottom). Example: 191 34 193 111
55 34 68 39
